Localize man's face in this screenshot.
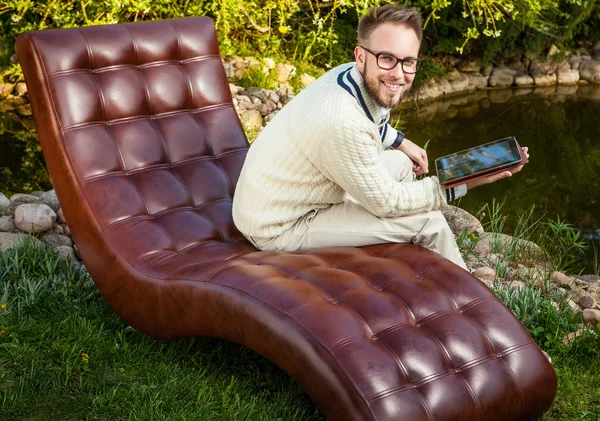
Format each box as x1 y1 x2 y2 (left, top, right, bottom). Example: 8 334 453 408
355 23 420 109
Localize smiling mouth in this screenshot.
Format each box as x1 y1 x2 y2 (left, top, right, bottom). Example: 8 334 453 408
382 81 403 92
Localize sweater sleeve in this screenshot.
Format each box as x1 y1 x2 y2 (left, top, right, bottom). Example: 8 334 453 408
316 122 448 218
381 124 405 149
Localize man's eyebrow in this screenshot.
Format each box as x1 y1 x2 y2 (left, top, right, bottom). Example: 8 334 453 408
374 49 419 59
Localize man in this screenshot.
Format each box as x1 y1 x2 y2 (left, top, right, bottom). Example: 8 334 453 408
232 4 527 269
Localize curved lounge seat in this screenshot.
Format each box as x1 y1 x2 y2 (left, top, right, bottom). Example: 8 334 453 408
16 17 557 420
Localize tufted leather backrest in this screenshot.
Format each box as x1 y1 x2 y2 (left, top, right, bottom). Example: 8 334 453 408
17 17 251 270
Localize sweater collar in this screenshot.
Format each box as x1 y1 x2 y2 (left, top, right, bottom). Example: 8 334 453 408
337 64 390 124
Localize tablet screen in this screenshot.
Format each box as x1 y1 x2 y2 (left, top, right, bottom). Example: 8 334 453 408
436 137 521 184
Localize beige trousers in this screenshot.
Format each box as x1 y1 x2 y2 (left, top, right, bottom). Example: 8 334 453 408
250 149 467 269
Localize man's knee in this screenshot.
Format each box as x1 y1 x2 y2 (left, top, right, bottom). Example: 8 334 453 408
416 210 454 245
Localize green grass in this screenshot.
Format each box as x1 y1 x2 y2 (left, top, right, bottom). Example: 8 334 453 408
1 235 599 420
0 239 321 421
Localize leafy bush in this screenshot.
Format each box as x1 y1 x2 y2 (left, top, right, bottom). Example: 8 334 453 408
1 0 598 79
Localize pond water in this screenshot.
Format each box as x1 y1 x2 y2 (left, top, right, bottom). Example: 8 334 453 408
398 84 600 273
1 84 599 272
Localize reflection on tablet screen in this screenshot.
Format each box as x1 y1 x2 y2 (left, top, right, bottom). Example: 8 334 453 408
436 137 521 184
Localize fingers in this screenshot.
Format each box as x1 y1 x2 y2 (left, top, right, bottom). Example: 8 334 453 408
420 150 429 173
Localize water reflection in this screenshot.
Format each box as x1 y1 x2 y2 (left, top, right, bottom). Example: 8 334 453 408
398 84 600 273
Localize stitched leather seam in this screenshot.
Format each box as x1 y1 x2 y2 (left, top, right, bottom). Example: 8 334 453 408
62 104 233 132
103 198 231 229
80 149 246 183
46 55 221 77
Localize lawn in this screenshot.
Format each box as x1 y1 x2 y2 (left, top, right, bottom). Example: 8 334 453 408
0 239 599 420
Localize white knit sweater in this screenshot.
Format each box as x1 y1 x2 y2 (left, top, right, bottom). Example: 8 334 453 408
232 63 450 239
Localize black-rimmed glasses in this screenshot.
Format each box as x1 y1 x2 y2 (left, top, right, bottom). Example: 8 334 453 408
360 46 423 74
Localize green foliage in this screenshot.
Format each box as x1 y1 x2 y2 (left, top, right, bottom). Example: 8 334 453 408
538 216 588 272
1 0 598 79
492 281 595 355
237 66 279 91
0 109 52 196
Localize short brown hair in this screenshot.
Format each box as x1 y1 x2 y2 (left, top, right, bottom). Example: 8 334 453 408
358 4 423 45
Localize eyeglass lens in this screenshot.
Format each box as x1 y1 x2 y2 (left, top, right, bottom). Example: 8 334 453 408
377 53 419 73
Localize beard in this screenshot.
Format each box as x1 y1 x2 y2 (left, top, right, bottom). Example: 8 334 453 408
363 61 407 109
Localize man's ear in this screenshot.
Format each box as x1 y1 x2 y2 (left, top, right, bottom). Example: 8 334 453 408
354 46 365 69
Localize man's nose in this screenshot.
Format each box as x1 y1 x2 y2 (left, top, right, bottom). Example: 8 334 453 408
389 63 406 80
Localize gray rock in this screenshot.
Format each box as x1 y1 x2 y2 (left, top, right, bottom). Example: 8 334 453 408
55 246 77 262
229 83 241 96
488 66 514 87
40 190 60 212
41 232 73 248
481 64 493 76
9 193 40 205
478 232 541 256
262 57 276 70
578 295 596 309
567 300 580 313
14 203 57 233
529 58 556 75
467 73 489 89
551 271 575 289
532 73 556 86
579 59 600 84
250 90 266 102
15 81 28 96
474 266 496 281
30 191 45 197
300 73 316 87
57 207 67 224
574 274 600 283
240 110 263 132
441 205 484 237
275 63 295 84
569 286 588 303
582 309 600 325
0 232 32 251
0 193 10 216
569 55 582 70
223 62 234 78
0 217 16 233
514 74 534 86
5 193 41 216
0 83 13 97
268 91 280 103
447 72 469 92
476 239 491 259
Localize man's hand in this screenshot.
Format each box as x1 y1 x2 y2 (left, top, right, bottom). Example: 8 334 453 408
398 138 428 175
466 146 529 191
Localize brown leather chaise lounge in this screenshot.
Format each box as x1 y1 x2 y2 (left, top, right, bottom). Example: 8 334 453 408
16 17 557 420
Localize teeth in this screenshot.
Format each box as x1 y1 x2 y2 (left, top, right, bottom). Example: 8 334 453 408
384 82 400 89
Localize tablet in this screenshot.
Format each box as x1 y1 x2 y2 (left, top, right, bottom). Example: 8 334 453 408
435 136 524 185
